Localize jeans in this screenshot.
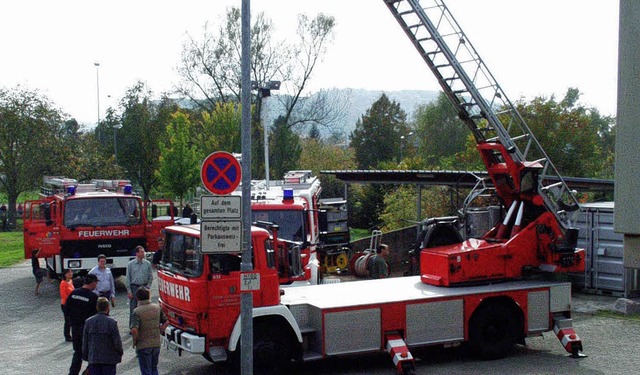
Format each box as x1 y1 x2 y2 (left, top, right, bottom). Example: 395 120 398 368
136 347 160 375
88 363 117 375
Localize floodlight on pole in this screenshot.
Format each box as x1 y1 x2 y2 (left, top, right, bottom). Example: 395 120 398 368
113 124 122 165
94 62 101 126
252 80 281 189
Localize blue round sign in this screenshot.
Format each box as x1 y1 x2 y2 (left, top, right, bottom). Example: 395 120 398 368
200 152 242 195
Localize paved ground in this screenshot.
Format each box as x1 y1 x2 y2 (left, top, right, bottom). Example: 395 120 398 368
2 260 640 375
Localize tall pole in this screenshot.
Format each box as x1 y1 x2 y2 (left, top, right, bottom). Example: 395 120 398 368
94 62 100 126
240 1 253 374
114 127 117 165
262 93 270 188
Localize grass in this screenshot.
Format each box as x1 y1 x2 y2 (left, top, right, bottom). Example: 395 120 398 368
595 309 640 322
0 231 26 267
350 228 372 242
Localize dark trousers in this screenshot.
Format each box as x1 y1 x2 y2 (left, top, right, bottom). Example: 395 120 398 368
69 324 84 375
88 363 117 375
61 304 71 340
129 284 142 327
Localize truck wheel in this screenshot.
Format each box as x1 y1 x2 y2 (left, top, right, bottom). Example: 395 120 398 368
469 303 518 360
230 325 291 374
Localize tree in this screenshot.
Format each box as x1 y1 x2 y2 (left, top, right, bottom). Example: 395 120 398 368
93 107 123 162
514 88 614 178
269 116 301 179
156 111 201 209
175 8 339 177
67 132 124 181
414 92 468 166
194 102 242 155
0 86 66 229
379 186 455 232
350 93 409 169
117 82 177 200
299 137 356 198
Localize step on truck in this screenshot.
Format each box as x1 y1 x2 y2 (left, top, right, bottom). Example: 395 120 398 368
23 176 175 277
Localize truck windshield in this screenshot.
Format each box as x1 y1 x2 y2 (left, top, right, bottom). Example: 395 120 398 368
64 197 142 227
162 233 202 277
252 210 305 242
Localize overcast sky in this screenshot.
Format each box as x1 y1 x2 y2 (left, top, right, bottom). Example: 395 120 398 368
0 0 619 127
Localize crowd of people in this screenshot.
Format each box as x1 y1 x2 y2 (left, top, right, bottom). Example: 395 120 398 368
34 248 166 375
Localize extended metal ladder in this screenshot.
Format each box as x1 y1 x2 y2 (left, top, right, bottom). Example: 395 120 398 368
383 0 580 229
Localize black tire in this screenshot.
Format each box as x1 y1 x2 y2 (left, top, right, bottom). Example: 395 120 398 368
230 324 292 375
469 303 519 360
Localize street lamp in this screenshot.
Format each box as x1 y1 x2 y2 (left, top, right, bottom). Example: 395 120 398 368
94 62 101 126
252 80 281 188
113 124 122 165
400 131 414 161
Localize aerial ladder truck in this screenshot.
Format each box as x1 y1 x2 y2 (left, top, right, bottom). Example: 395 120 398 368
385 0 584 286
157 2 585 373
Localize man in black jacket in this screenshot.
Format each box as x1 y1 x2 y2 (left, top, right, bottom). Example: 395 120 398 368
83 297 123 375
65 274 98 375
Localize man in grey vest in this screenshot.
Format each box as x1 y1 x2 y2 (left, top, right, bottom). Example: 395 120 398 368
130 287 168 375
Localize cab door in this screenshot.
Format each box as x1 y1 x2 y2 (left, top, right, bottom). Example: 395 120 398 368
144 199 175 252
23 200 60 258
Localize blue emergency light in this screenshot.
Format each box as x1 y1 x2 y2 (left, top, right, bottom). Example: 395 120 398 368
66 186 76 196
283 189 294 202
124 184 133 194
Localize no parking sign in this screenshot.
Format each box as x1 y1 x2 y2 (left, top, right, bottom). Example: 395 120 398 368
200 152 241 195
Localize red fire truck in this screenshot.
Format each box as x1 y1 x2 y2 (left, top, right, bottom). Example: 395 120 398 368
158 1 586 373
230 170 323 285
23 177 174 277
158 221 583 374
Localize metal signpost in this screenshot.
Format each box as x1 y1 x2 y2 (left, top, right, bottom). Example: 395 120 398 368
199 147 257 373
240 2 254 373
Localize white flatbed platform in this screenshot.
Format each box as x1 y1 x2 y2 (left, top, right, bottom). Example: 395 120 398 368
281 276 571 310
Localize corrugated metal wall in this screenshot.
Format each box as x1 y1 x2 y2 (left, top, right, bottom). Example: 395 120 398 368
571 202 640 296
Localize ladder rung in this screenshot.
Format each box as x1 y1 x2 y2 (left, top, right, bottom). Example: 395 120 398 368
397 10 416 17
541 182 563 191
510 134 530 142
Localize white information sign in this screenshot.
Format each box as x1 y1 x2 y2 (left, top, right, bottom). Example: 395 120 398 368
241 272 260 291
201 195 241 219
200 220 242 253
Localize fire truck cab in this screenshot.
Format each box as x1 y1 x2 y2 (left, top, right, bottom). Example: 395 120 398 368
23 176 174 277
231 170 323 285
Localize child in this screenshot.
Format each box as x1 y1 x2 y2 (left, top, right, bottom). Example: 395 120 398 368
32 249 49 296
